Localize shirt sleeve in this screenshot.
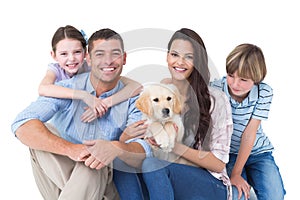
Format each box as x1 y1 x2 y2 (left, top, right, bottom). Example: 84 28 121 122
207 88 233 163
123 95 153 157
252 83 273 120
125 138 153 157
11 96 70 135
126 95 143 126
47 63 70 81
47 63 60 77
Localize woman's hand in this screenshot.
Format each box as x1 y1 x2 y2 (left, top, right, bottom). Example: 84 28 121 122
146 136 160 147
119 120 148 142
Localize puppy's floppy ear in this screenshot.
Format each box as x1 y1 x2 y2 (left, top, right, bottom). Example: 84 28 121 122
172 87 183 114
173 94 183 114
136 90 152 116
165 84 182 114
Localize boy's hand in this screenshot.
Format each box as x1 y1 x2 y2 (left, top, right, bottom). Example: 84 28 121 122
231 174 251 199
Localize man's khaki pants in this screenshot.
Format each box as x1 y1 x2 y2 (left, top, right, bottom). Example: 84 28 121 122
29 123 120 200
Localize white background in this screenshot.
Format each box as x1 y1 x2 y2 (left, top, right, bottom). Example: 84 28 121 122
1 0 298 199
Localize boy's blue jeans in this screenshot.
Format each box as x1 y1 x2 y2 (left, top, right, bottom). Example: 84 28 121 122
228 152 286 200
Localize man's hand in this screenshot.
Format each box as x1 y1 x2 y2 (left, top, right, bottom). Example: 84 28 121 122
79 140 122 170
67 143 90 162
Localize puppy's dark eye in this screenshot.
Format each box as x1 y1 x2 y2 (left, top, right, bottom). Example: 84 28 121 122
167 96 172 101
153 98 159 102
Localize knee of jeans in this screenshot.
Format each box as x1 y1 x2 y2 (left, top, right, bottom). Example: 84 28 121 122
113 158 137 173
142 157 156 172
232 186 258 200
232 186 246 200
142 157 166 173
249 188 257 200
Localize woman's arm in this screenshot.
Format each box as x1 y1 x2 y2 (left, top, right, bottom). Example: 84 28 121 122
172 89 233 173
172 143 226 173
102 76 142 108
148 120 226 172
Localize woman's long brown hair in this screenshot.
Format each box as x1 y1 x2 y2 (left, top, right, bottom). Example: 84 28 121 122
168 28 211 149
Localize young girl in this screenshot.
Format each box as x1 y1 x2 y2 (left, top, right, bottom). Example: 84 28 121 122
210 43 286 200
39 25 141 122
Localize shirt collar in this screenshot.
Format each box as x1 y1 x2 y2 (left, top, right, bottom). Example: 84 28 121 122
248 84 259 102
86 74 124 98
223 77 258 105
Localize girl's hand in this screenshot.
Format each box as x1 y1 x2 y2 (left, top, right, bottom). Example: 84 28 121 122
81 107 99 123
81 94 108 122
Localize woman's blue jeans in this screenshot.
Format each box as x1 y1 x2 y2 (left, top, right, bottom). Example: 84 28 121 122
228 152 286 200
142 157 227 200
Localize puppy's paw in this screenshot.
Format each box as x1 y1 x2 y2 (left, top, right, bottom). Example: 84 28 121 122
162 146 173 152
160 140 174 152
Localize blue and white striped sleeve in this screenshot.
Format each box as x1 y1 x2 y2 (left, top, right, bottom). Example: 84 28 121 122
252 83 273 120
11 96 69 135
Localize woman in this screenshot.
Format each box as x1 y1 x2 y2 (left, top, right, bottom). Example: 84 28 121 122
142 28 233 200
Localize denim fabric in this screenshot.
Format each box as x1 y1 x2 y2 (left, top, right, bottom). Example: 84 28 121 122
142 157 227 200
113 158 146 200
232 186 257 200
227 152 286 200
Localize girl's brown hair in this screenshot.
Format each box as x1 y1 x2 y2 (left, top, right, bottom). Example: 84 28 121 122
51 25 87 55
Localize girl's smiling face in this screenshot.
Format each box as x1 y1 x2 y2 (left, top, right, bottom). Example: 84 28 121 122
52 38 86 77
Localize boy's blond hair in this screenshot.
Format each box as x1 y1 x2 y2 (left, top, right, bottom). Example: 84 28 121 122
226 43 267 84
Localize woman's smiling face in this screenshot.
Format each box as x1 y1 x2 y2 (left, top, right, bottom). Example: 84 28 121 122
167 39 194 81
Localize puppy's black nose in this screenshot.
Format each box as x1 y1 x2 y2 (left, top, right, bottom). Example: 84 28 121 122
162 108 170 116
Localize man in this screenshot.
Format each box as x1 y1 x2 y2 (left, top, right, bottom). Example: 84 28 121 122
11 28 151 200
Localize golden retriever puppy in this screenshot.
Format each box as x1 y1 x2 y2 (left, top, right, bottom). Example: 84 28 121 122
136 83 184 152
